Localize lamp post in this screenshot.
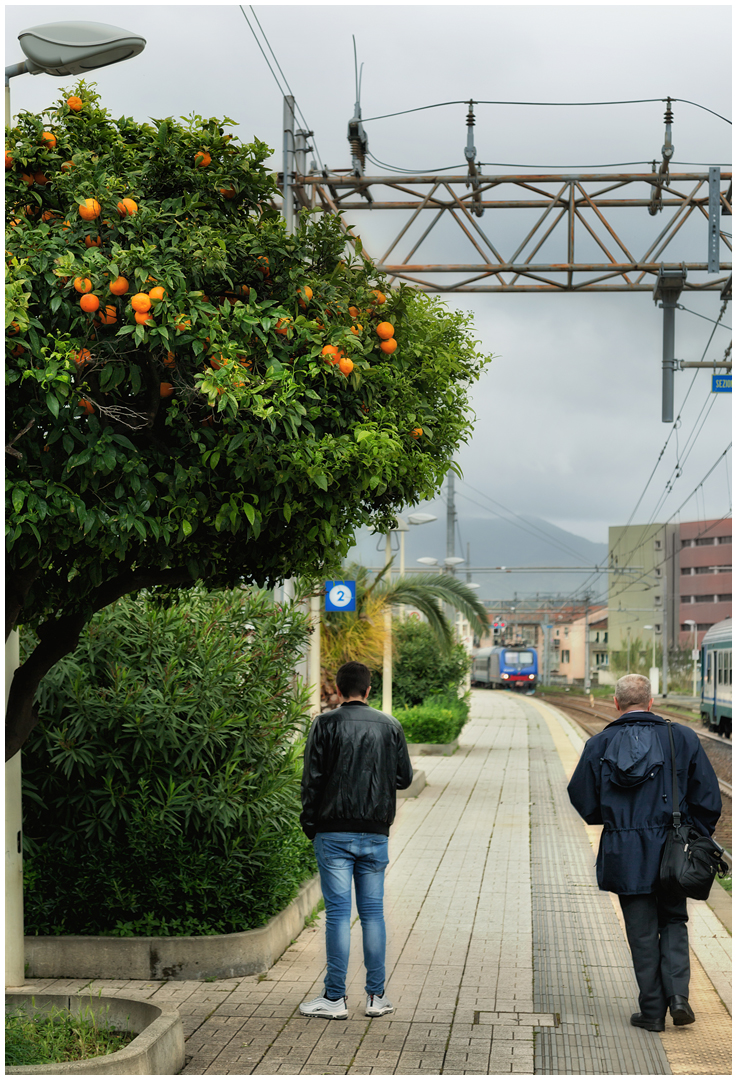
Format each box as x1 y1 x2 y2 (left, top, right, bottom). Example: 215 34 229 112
684 619 698 700
5 19 145 991
381 513 437 713
644 625 659 697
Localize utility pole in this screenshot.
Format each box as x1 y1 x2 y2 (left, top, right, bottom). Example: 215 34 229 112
583 599 591 693
446 471 456 571
282 96 296 235
653 266 687 423
661 528 669 698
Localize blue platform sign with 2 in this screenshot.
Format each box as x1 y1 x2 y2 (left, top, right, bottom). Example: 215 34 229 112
712 374 732 393
325 581 357 612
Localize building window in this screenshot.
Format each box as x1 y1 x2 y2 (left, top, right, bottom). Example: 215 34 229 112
655 624 661 633
561 650 570 664
696 537 717 546
718 594 732 602
694 595 716 603
718 536 732 544
681 567 692 575
654 595 661 605
681 539 693 548
603 632 608 643
695 566 713 574
595 652 609 666
654 539 662 549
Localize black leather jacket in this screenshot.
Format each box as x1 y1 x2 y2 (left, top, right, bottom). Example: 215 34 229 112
300 700 413 839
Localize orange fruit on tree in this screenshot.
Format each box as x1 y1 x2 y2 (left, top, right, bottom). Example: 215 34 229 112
148 286 165 301
67 96 83 112
5 151 12 170
80 294 100 313
371 289 386 305
159 382 174 398
275 318 290 336
41 210 58 223
135 310 153 325
74 277 93 294
298 285 313 302
94 304 117 326
194 150 211 167
379 337 398 354
350 324 363 335
78 398 94 414
21 172 35 185
117 197 138 217
338 357 354 376
210 354 229 370
79 198 101 221
175 315 191 331
131 293 151 313
41 131 56 149
220 185 236 199
73 348 92 367
321 344 340 365
411 427 423 439
84 235 102 248
256 255 270 275
376 321 394 340
109 276 129 296
61 160 73 172
348 306 360 318
34 171 49 185
163 351 176 368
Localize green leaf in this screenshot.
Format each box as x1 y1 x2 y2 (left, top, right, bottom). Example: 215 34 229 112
45 392 60 419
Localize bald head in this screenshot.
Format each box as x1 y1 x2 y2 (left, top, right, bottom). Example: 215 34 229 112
614 673 653 714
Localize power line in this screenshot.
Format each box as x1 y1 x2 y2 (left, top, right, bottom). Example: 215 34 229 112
239 6 326 173
360 97 732 125
365 150 730 175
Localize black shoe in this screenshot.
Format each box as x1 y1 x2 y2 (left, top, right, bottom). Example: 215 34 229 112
669 995 695 1026
630 1012 665 1032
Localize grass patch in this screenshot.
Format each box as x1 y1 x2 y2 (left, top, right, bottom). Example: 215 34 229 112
5 1001 135 1067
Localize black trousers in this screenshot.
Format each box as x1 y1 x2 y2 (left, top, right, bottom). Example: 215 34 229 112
619 887 690 1020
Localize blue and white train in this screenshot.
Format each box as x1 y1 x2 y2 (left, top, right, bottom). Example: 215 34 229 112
700 617 731 738
472 645 538 693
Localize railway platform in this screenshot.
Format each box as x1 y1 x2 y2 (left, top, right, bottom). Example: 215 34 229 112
15 691 731 1075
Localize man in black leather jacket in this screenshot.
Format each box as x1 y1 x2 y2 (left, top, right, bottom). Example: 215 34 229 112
299 660 413 1020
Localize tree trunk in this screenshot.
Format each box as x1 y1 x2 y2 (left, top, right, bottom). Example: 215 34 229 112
5 564 193 760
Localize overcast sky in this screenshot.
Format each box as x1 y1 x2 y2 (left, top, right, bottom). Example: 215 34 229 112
6 3 732 567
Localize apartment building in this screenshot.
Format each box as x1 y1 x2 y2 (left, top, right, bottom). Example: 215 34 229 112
607 519 732 655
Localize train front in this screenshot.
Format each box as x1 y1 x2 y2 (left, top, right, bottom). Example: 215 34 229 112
499 646 538 693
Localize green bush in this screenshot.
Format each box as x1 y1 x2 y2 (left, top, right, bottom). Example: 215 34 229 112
396 692 470 744
372 618 471 708
21 587 317 936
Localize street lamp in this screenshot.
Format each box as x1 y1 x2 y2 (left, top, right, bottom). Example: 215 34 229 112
683 619 699 700
382 512 437 713
7 22 146 125
4 18 145 993
644 625 659 697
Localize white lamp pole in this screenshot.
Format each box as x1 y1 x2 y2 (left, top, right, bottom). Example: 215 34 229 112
5 18 145 991
644 625 659 697
684 619 698 699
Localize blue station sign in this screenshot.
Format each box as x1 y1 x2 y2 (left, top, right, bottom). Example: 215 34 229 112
325 580 357 612
712 374 732 393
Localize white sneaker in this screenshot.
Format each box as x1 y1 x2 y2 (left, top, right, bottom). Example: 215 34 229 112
366 992 394 1017
299 995 348 1019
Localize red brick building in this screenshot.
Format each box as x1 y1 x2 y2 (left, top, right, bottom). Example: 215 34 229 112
678 519 732 647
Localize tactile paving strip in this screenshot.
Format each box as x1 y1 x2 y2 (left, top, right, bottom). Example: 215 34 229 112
523 701 671 1075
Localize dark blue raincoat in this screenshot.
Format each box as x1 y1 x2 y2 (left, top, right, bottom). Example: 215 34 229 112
567 712 721 895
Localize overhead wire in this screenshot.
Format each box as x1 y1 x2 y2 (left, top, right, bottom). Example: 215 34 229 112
238 6 326 173
360 97 732 125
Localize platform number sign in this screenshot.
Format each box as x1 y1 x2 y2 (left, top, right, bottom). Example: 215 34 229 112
325 580 357 612
712 374 732 393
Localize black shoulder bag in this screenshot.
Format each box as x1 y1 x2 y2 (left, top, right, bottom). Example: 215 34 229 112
659 721 729 900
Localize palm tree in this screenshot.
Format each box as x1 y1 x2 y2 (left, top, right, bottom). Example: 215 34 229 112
321 562 488 677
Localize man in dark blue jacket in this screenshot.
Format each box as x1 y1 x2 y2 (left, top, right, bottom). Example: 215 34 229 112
568 673 721 1032
299 660 413 1021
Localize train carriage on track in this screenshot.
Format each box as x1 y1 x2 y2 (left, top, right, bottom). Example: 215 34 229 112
472 645 538 693
700 617 732 738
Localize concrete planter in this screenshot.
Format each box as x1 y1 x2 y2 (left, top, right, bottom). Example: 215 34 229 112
406 738 459 756
5 992 184 1075
24 874 322 982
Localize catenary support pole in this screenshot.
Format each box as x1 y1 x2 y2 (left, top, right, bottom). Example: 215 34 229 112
382 533 393 714
283 96 295 235
5 631 24 986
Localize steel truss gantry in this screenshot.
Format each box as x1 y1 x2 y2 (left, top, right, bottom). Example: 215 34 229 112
288 169 732 295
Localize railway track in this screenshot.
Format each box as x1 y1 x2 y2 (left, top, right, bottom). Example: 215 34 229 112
541 692 732 865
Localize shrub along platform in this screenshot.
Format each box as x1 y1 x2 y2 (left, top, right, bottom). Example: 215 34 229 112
24 875 322 982
406 739 459 757
5 993 184 1075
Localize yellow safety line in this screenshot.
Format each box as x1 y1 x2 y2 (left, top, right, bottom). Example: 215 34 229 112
528 696 732 1075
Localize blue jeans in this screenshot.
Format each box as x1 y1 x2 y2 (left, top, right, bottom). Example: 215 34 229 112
313 832 389 999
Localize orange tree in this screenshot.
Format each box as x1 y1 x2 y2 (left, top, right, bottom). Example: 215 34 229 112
6 84 490 759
